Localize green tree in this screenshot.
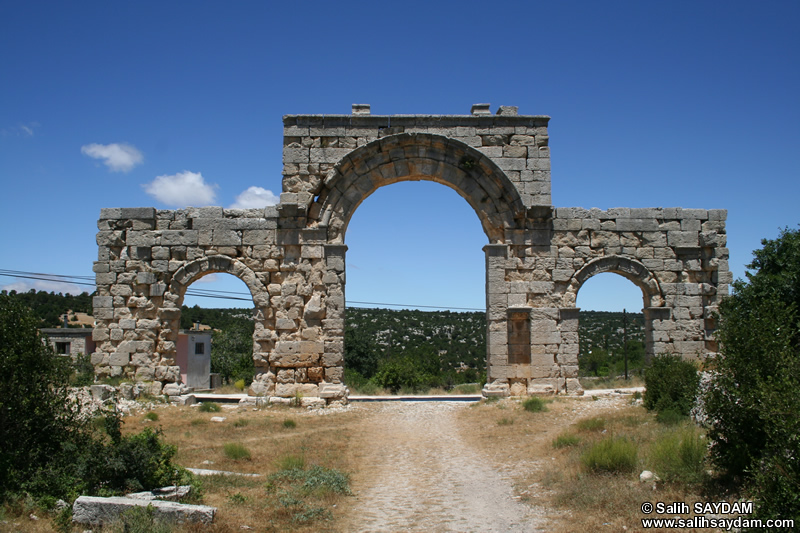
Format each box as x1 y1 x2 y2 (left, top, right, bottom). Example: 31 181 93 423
344 326 380 378
643 354 699 417
211 322 255 385
0 294 86 500
704 226 800 523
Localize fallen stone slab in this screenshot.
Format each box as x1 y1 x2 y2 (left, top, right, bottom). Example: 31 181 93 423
127 485 192 501
186 467 261 477
72 495 216 526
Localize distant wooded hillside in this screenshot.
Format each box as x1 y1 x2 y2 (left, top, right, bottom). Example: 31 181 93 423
1 289 645 381
0 289 93 327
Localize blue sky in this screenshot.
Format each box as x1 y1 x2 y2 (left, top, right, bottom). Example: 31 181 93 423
1 1 797 313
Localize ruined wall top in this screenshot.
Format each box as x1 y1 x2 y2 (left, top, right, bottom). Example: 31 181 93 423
283 103 550 129
282 104 553 231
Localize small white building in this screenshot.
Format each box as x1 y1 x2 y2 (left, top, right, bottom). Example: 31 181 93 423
176 330 212 389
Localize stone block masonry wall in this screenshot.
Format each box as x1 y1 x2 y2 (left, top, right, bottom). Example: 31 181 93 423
483 206 730 395
92 206 348 401
281 106 552 225
94 104 730 399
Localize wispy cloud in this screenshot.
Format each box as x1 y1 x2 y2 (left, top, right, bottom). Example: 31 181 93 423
1 279 84 295
229 186 279 209
1 121 40 137
81 142 143 172
142 170 218 207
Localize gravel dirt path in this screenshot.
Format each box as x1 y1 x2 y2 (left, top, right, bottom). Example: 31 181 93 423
339 401 554 533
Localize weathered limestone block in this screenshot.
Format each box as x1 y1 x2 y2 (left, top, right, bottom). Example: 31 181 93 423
275 383 319 398
482 380 510 398
72 496 215 526
319 382 349 400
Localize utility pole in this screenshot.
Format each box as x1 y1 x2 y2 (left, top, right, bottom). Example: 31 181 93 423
623 308 628 381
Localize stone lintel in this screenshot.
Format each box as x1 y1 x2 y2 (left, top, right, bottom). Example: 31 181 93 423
643 307 672 320
483 243 508 257
559 307 581 320
283 114 551 128
99 207 156 220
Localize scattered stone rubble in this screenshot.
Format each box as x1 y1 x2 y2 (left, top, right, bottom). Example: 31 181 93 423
92 104 729 401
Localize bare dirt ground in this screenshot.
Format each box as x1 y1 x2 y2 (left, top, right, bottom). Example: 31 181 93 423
339 401 550 532
337 393 633 533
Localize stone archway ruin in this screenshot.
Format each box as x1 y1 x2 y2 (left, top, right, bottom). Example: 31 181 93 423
92 104 730 400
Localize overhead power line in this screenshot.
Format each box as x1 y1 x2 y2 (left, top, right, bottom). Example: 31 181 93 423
0 268 484 310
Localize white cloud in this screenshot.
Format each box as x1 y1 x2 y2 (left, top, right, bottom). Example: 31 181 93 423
228 186 279 209
143 170 218 207
1 279 84 295
81 142 143 172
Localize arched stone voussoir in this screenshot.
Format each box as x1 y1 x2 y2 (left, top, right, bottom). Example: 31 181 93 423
567 255 664 308
169 255 269 307
312 133 525 244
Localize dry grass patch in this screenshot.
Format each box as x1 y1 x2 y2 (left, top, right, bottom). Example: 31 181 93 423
458 395 713 531
110 403 359 532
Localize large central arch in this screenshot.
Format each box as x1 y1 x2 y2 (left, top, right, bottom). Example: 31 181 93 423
309 133 526 243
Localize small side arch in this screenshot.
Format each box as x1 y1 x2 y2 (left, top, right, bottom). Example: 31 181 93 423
307 133 527 244
168 255 269 308
564 256 664 308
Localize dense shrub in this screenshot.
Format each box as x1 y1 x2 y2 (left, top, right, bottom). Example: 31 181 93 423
704 227 800 522
0 295 193 502
643 354 699 417
0 295 87 500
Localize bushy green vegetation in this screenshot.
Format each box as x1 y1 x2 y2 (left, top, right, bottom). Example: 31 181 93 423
578 311 645 377
265 454 351 525
552 433 581 448
576 416 607 432
580 436 638 474
648 425 707 486
643 354 700 418
704 226 800 522
0 294 194 504
0 294 87 500
198 402 222 412
211 321 255 386
344 308 486 393
223 442 252 461
522 396 548 412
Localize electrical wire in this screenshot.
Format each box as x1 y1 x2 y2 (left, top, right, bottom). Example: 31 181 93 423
0 269 484 310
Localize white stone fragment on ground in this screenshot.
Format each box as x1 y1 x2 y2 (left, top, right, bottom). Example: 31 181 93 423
127 485 192 501
639 470 659 483
210 416 226 422
186 468 261 477
72 495 215 525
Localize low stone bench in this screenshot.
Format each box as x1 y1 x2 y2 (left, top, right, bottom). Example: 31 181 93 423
72 495 216 525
